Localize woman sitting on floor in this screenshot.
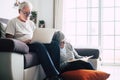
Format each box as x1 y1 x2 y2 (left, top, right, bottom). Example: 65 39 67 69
52 31 95 73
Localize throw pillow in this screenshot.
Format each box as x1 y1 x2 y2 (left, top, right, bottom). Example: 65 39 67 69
0 23 2 37
0 22 7 38
61 69 110 80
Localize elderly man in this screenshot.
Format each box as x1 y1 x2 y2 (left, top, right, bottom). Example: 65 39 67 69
5 1 61 80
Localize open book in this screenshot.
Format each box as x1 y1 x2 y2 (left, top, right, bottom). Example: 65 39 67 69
67 55 94 62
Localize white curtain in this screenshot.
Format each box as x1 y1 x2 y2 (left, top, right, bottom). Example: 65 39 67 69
53 0 63 30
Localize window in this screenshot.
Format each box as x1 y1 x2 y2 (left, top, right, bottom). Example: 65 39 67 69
62 0 120 64
62 0 99 48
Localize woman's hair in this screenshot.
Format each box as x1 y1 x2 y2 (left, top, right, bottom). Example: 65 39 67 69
52 31 65 44
19 1 32 11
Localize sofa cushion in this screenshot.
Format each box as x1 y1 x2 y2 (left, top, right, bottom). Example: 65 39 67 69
61 69 110 80
0 39 29 54
24 52 40 69
0 22 7 38
0 23 1 37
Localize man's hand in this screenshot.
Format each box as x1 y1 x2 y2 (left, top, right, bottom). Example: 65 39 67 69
23 39 31 44
5 33 14 38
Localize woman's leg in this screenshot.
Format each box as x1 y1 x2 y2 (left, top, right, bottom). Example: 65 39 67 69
60 60 94 73
27 42 59 77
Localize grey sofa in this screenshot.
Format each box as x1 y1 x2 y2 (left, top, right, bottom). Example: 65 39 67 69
0 18 100 80
0 38 60 80
75 48 100 69
0 18 60 80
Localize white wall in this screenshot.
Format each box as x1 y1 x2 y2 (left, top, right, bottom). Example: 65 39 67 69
29 0 53 28
0 0 19 19
0 0 53 28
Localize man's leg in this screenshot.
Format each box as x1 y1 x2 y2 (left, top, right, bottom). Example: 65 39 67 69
27 42 59 77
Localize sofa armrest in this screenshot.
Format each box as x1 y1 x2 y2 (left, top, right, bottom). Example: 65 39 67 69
75 48 99 59
0 52 24 80
0 39 29 54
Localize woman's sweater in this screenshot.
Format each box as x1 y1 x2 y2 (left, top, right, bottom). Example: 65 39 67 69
60 42 83 66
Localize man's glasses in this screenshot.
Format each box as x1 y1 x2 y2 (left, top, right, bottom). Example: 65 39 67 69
21 10 31 17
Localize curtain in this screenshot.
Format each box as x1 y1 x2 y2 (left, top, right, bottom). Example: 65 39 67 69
53 0 63 30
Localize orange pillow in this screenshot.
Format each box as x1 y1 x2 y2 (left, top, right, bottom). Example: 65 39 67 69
61 69 110 80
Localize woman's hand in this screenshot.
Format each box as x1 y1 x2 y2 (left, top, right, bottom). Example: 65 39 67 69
80 55 93 62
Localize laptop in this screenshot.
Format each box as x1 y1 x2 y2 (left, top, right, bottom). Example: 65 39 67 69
31 28 56 43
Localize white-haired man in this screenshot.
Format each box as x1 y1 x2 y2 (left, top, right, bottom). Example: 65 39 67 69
5 1 61 80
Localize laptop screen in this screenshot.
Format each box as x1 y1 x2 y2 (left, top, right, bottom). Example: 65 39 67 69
31 28 56 43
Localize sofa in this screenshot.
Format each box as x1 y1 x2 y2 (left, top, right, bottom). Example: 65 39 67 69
0 18 60 80
0 38 61 80
75 48 100 69
0 18 100 80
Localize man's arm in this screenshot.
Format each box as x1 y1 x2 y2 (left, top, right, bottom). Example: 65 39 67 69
5 33 31 44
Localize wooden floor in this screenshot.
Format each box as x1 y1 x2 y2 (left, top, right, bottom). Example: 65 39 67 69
99 65 120 80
